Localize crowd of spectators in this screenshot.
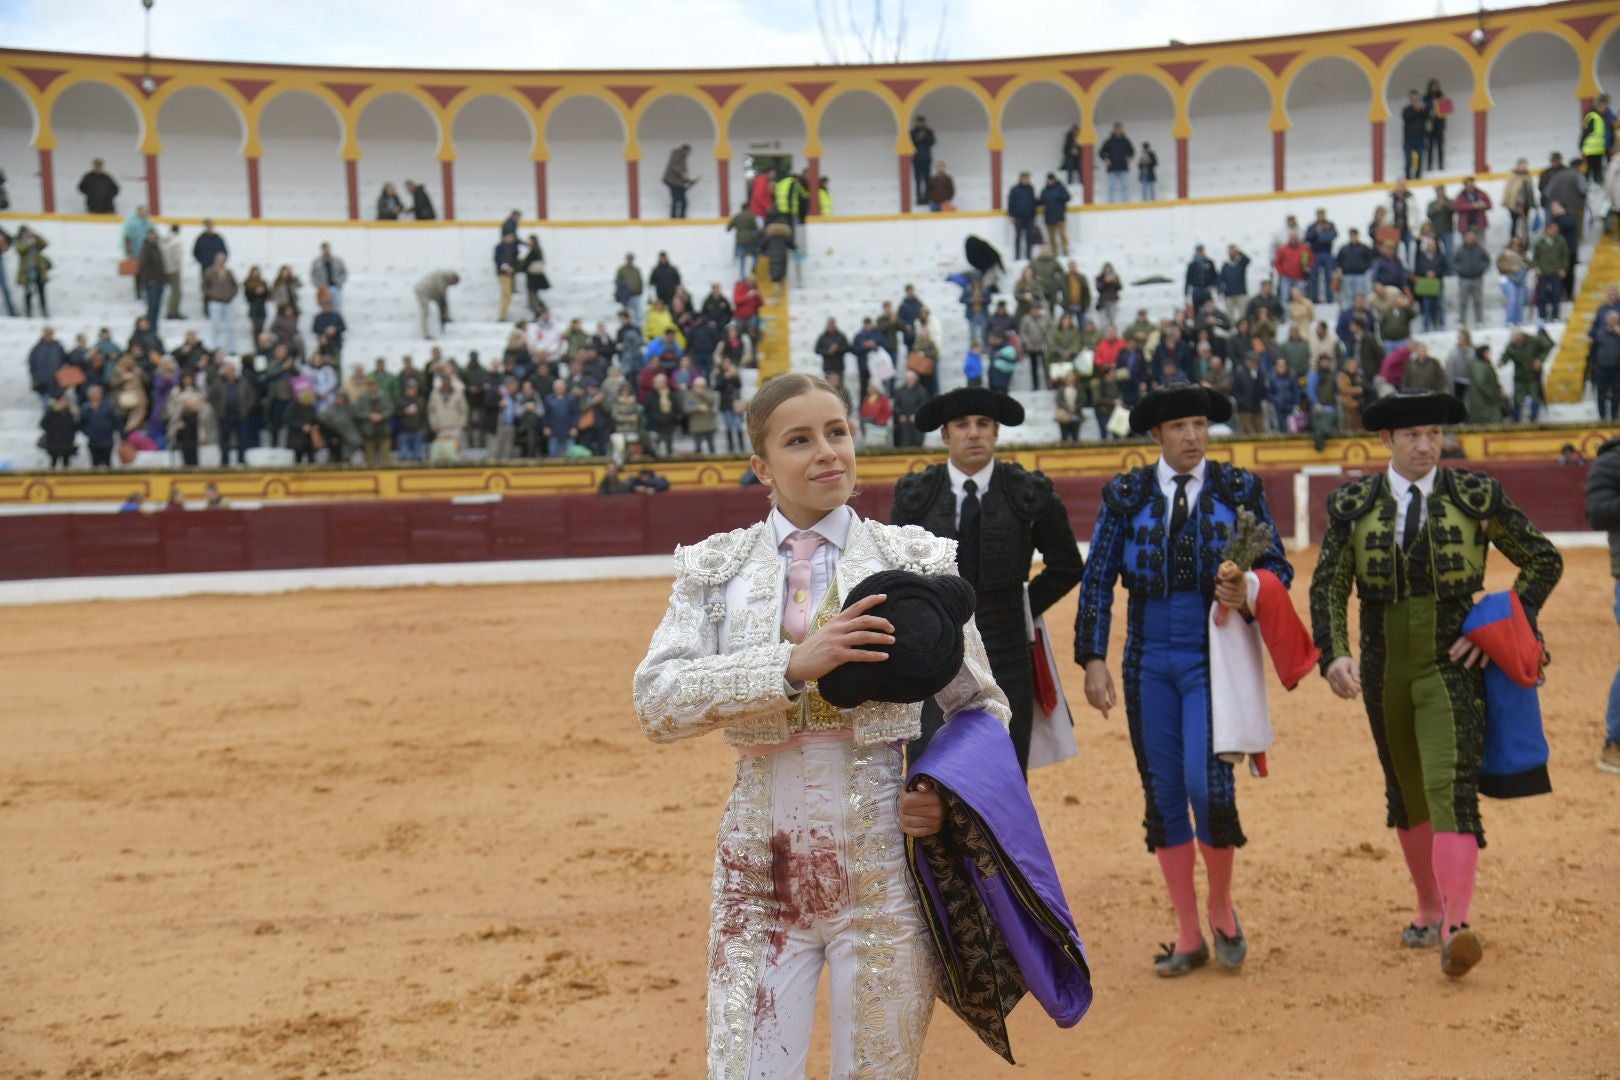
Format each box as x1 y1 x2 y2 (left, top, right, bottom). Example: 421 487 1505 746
8 96 1619 469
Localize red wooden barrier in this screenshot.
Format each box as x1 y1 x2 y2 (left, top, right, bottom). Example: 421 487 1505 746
2 463 1585 585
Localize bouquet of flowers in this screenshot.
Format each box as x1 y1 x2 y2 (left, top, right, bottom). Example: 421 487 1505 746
1214 507 1275 627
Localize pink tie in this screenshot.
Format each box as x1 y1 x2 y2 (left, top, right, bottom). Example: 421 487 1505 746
783 531 827 643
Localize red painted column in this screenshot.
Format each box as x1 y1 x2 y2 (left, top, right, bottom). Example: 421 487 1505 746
246 157 262 220
1371 120 1385 184
1175 136 1189 200
899 154 912 213
535 160 548 220
38 148 54 212
345 160 359 221
1080 144 1094 205
440 159 455 221
717 157 730 217
627 160 640 220
990 149 1002 210
1473 109 1488 174
804 156 820 216
145 153 160 215
1272 131 1286 193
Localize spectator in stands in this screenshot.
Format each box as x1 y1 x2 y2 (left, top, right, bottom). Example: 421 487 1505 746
1531 222 1568 321
415 269 459 340
1400 90 1428 180
351 375 392 466
891 368 929 448
1445 329 1475 401
726 202 760 283
158 225 183 319
1390 179 1417 263
540 377 578 457
395 382 428 461
686 376 720 454
1465 345 1505 424
208 360 258 465
0 227 15 317
1402 341 1449 394
377 182 404 221
267 265 301 319
1213 244 1249 323
1286 285 1314 333
201 252 238 353
1593 312 1620 422
1337 355 1366 432
304 351 335 410
910 115 935 203
1054 368 1085 443
1501 330 1548 422
749 167 775 226
312 296 345 360
40 394 77 468
192 219 227 310
271 303 304 361
606 255 643 327
816 318 851 385
609 381 644 464
1230 346 1268 435
1425 184 1455 263
28 326 64 406
1273 229 1310 305
1020 298 1053 391
597 460 632 495
115 206 149 300
1451 176 1491 237
713 357 746 452
79 384 120 467
166 374 211 466
233 265 267 342
280 388 315 464
1095 263 1123 327
1184 244 1217 311
512 234 546 318
664 143 693 219
1063 259 1091 321
1329 227 1370 308
924 162 955 211
1582 95 1613 186
1062 123 1082 185
424 372 466 463
1100 122 1134 203
310 242 347 313
1008 171 1038 259
1303 209 1337 302
1412 236 1447 333
129 315 163 359
817 176 833 217
1499 158 1538 244
493 232 519 322
644 372 682 457
319 391 361 463
1492 235 1529 327
629 467 670 494
1138 142 1159 201
137 232 166 326
1040 173 1071 257
1452 229 1489 330
405 180 436 220
79 158 119 214
1244 280 1283 329
650 251 682 306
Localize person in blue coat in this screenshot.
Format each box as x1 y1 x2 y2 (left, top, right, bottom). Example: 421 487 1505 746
1074 385 1292 977
1007 171 1038 260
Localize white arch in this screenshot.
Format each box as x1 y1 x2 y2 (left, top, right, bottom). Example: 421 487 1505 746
259 89 345 221
51 80 144 214
1384 46 1474 177
1487 32 1582 171
453 94 535 221
819 88 899 215
356 92 442 218
1285 55 1374 190
1092 75 1176 200
156 86 248 217
0 79 39 214
546 94 628 221
637 94 717 220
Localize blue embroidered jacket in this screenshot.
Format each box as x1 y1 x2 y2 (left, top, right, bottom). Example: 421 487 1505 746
1073 461 1292 664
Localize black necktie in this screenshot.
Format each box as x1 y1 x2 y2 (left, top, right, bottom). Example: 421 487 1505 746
1402 486 1422 550
958 478 982 589
1169 474 1192 537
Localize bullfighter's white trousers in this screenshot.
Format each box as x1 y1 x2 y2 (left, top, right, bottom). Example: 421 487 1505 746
705 731 939 1079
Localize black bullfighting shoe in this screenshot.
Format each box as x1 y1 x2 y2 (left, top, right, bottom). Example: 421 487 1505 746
1401 922 1442 949
1153 940 1209 978
1440 924 1484 978
1213 913 1247 971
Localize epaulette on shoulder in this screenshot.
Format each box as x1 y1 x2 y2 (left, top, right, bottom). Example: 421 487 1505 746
1442 468 1503 519
869 522 957 575
999 462 1056 516
1326 474 1382 522
675 523 761 585
1101 467 1155 513
891 463 947 519
1210 461 1262 505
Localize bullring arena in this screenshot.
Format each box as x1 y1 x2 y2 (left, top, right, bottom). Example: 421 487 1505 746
2 2 1620 1077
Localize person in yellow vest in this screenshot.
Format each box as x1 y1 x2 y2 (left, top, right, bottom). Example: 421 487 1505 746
772 172 807 224
1582 94 1613 187
818 176 833 217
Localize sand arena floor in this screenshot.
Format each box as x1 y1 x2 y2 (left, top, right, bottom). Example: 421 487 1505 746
1 549 1618 1079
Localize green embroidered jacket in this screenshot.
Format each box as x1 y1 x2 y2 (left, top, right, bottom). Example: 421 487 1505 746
1309 468 1563 671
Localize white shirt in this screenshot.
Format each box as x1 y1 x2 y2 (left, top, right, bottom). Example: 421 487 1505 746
769 504 854 632
1156 456 1207 508
947 459 994 529
1387 464 1437 531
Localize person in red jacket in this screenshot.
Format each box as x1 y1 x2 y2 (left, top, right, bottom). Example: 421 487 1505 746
733 277 762 338
1452 176 1493 235
1272 231 1312 314
748 168 776 224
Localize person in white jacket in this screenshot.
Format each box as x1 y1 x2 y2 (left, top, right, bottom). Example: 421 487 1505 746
633 372 1008 1079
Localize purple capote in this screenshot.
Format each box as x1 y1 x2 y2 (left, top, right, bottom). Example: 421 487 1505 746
906 708 1092 1056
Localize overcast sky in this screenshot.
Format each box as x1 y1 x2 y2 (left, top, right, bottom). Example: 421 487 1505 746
0 0 1553 70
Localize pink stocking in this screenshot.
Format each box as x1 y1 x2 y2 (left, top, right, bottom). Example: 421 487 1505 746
1396 823 1445 927
1432 831 1480 932
1198 842 1237 938
1155 842 1203 952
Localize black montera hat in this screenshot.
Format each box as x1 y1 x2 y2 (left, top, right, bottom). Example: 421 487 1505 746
1128 384 1233 434
914 387 1025 434
1362 390 1469 431
817 570 977 709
